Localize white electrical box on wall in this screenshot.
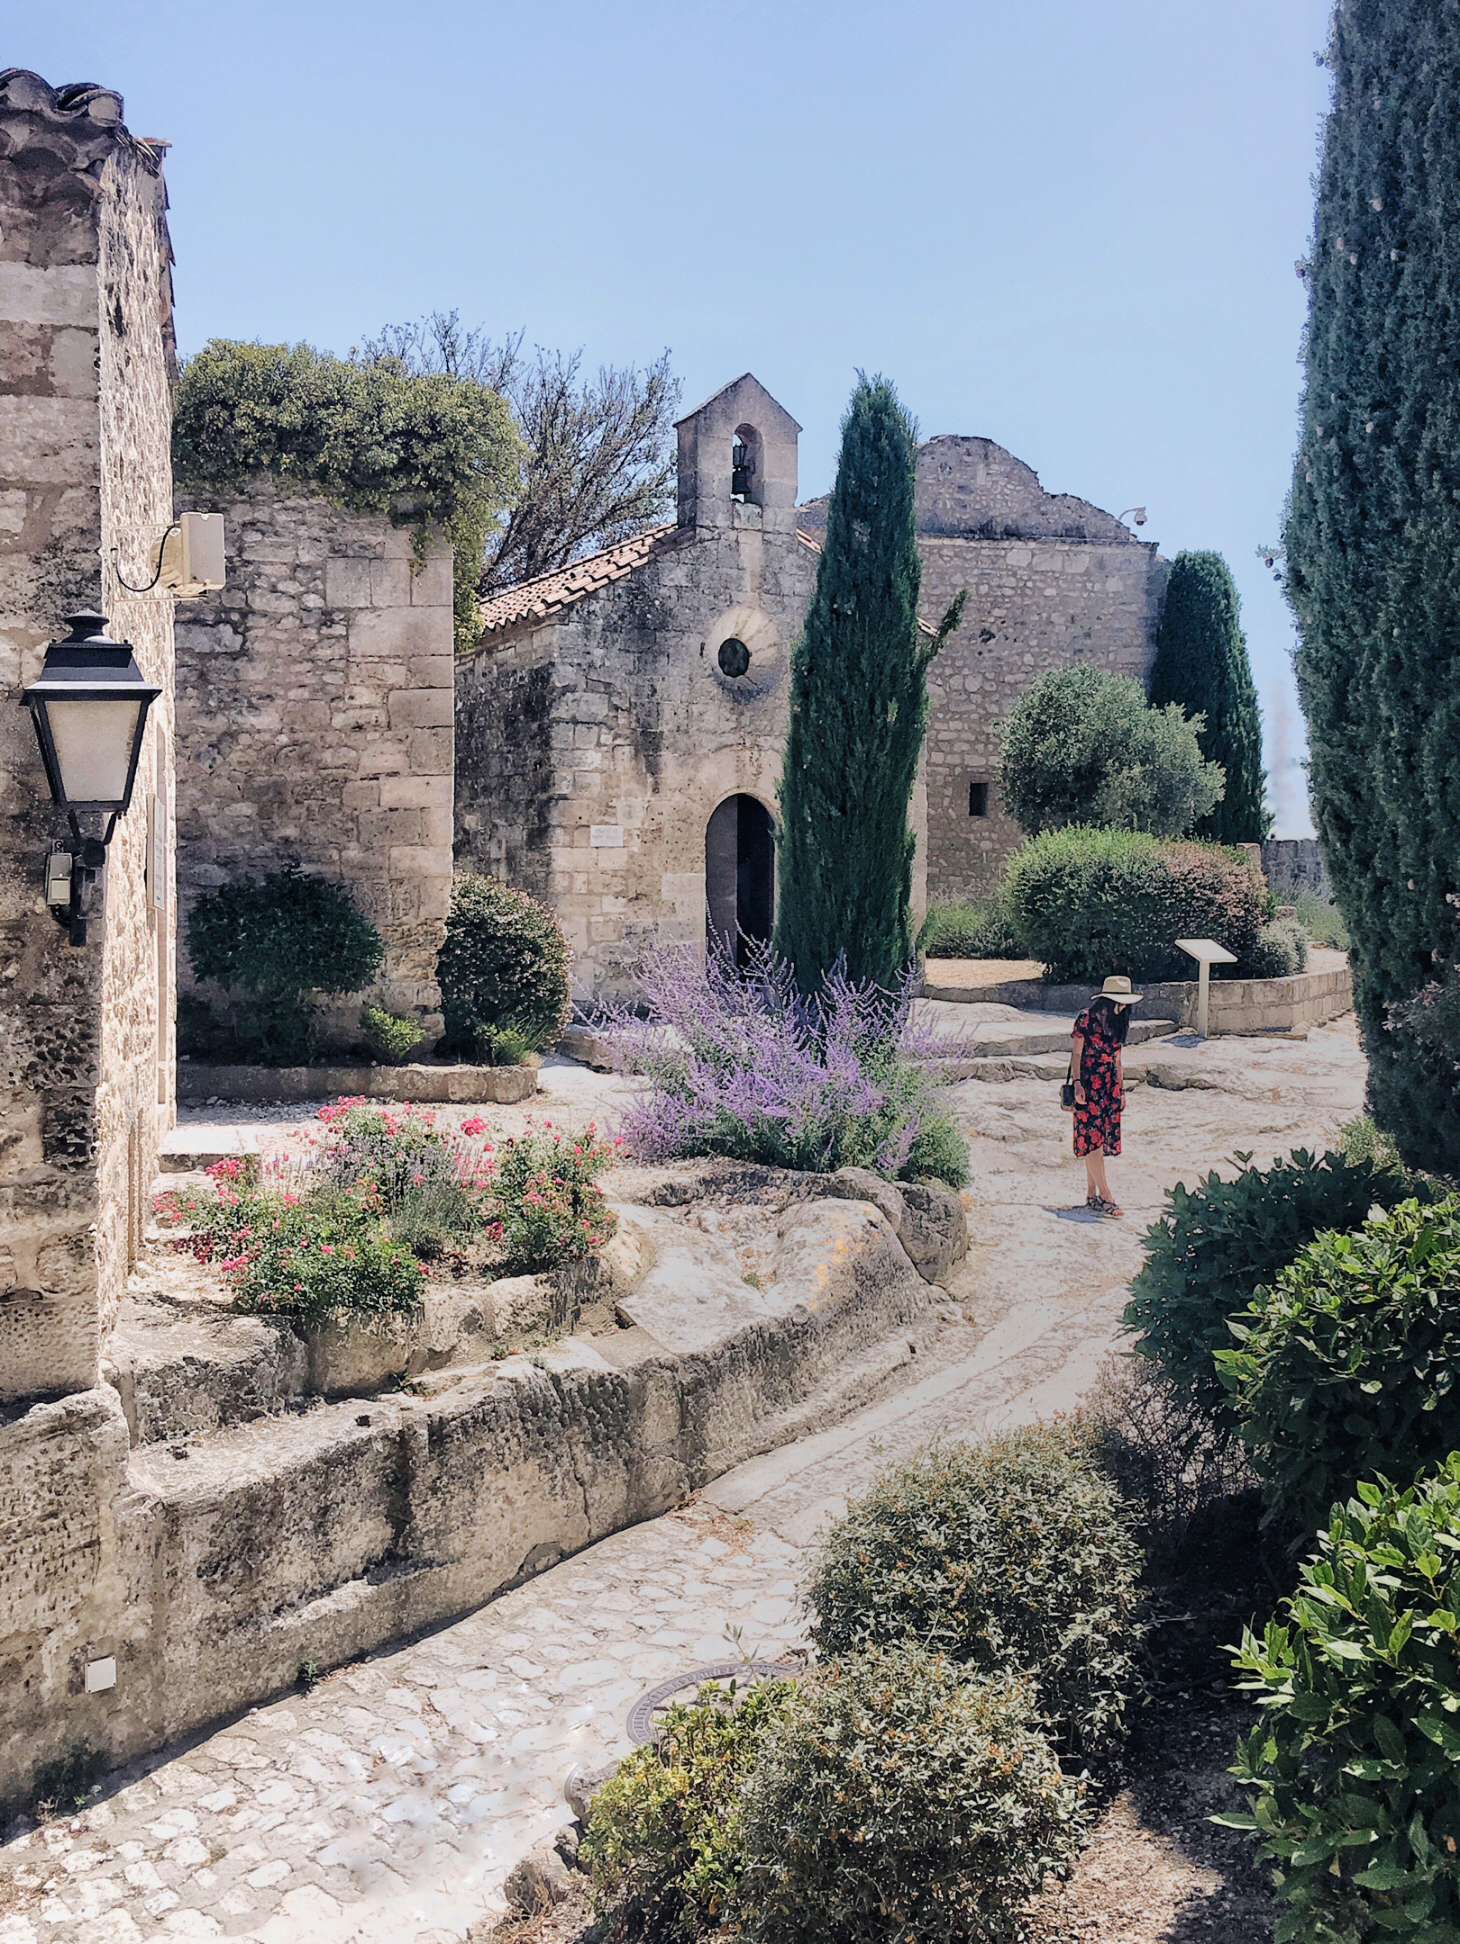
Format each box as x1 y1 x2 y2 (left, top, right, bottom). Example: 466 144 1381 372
152 512 226 596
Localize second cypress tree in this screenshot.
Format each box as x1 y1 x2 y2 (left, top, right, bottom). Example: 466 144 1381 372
774 377 963 992
1148 551 1269 844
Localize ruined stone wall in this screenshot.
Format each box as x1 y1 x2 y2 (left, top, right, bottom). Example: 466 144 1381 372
0 74 175 1403
799 436 1168 902
918 533 1167 900
173 479 454 1043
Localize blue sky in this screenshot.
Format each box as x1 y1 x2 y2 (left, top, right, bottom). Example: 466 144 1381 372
17 0 1331 834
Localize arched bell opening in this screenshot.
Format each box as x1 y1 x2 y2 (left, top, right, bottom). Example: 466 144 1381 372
705 794 775 968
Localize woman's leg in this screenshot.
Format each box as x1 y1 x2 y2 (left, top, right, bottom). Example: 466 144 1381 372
1085 1146 1111 1201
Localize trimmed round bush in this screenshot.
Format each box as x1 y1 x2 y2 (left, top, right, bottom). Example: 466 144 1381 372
436 874 572 1059
738 1647 1084 1944
186 864 384 1063
803 1424 1143 1757
583 1679 795 1943
1217 1197 1460 1540
1123 1148 1420 1439
1002 825 1266 985
1228 1457 1460 1942
919 898 1023 961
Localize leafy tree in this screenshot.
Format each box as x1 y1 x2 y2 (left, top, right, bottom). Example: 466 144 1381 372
773 376 964 992
1284 0 1460 1178
999 665 1224 838
1149 551 1269 842
362 311 679 593
173 339 519 651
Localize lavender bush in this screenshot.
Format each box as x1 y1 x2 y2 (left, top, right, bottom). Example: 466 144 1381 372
596 943 970 1189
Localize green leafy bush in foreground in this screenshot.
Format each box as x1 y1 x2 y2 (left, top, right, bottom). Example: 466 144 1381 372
1124 1148 1419 1440
803 1424 1143 1758
1003 826 1266 985
583 1678 795 1943
437 875 572 1061
738 1648 1083 1944
1217 1198 1460 1541
360 1004 423 1065
1226 1457 1460 1943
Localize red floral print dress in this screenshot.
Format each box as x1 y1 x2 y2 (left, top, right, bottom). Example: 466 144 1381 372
1072 1006 1122 1157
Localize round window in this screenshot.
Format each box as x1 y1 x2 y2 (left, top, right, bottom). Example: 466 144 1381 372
717 637 751 678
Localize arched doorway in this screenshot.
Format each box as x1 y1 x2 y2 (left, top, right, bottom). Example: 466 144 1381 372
706 795 775 967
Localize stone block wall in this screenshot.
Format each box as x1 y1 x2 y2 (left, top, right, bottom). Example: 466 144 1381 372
173 479 454 1044
0 73 176 1404
1263 836 1331 901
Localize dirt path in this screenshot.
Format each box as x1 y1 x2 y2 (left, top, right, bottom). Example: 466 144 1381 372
0 1022 1366 1943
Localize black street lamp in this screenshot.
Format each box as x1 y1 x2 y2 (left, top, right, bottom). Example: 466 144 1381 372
20 612 162 944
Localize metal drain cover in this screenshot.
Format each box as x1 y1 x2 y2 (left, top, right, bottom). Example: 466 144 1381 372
626 1661 798 1743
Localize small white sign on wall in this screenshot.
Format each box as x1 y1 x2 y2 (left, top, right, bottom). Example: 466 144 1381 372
590 825 624 849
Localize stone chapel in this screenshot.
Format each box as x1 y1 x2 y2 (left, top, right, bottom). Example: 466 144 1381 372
453 374 1169 999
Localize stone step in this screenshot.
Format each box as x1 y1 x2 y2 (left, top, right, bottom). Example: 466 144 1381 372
158 1126 261 1181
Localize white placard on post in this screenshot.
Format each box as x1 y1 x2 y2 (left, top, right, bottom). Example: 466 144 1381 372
589 825 624 849
1175 937 1239 1039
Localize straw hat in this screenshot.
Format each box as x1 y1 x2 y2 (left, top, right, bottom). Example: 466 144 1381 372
1095 975 1143 1006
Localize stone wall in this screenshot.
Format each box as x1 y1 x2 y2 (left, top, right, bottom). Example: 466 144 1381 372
173 479 454 1043
0 72 176 1404
1263 836 1331 901
800 437 1168 902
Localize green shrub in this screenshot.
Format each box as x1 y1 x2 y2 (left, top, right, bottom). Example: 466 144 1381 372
1123 1148 1417 1439
186 864 384 1064
803 1424 1143 1758
583 1678 795 1942
1217 1198 1460 1541
918 898 1024 961
470 1021 536 1068
1339 1115 1404 1174
999 664 1225 839
738 1647 1084 1944
1293 891 1350 951
1002 825 1266 985
316 1099 484 1259
1226 1457 1460 1943
360 1005 423 1065
1244 917 1310 980
173 337 520 652
490 1123 618 1270
437 875 572 1060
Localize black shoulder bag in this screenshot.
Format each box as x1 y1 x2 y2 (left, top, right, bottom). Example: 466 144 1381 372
1060 1054 1077 1112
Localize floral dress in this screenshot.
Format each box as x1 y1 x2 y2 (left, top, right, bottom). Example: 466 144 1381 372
1071 1006 1122 1157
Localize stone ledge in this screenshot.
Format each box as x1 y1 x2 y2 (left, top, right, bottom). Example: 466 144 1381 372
175 1062 539 1104
922 963 1353 1036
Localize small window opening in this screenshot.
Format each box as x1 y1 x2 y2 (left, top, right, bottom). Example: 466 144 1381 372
731 424 761 503
718 637 751 678
968 781 989 818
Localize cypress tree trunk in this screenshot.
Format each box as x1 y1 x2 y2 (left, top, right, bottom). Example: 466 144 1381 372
1285 0 1460 1175
773 376 963 992
1148 551 1269 843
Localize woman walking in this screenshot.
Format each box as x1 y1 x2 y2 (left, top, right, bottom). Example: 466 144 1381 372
1070 975 1141 1217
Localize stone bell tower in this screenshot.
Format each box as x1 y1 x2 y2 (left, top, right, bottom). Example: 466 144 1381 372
675 372 802 535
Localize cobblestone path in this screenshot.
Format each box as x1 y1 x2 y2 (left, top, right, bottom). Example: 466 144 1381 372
0 1022 1367 1944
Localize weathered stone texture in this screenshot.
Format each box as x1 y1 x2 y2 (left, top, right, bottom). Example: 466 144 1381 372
173 479 453 1040
0 75 175 1402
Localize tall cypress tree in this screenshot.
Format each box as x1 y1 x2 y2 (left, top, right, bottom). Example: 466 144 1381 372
1148 551 1269 843
774 377 963 992
1285 0 1460 1176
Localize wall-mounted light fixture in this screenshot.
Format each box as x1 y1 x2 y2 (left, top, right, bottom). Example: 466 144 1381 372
20 612 161 945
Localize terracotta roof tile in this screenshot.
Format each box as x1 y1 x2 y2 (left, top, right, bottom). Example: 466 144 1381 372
474 524 682 645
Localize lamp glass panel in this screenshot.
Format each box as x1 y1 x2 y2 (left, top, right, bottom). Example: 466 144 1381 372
44 697 141 804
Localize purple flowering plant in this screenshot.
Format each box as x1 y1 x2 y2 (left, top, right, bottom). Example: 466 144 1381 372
593 940 971 1188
